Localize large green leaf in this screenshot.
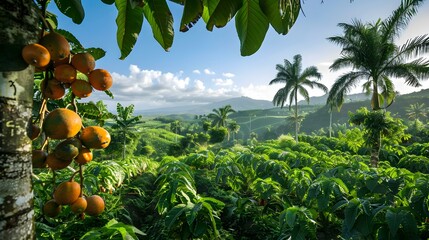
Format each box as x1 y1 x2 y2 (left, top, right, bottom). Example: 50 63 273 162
143 0 174 51
259 0 300 35
385 209 401 236
180 0 203 32
115 0 144 59
54 0 85 24
202 0 219 23
235 0 269 56
206 0 242 31
165 204 187 229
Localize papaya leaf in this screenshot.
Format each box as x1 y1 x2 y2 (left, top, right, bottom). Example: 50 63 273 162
180 0 203 32
115 0 144 59
259 0 300 35
54 0 85 24
143 0 174 51
206 0 242 31
235 0 269 56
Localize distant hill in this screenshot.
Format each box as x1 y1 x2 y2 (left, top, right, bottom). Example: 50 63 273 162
300 88 429 134
297 93 371 105
140 96 274 116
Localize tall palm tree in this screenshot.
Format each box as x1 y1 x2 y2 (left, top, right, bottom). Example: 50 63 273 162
327 0 429 166
269 54 328 142
208 105 236 128
112 103 143 159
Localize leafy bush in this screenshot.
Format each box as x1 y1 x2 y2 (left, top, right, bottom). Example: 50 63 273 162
398 155 429 173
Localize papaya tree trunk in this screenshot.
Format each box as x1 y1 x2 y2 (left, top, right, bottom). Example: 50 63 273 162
329 109 333 138
370 131 381 167
0 1 38 239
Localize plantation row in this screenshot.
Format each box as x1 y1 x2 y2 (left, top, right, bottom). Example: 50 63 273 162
34 134 429 239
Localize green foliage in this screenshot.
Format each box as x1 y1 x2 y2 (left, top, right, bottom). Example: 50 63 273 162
80 219 145 240
398 155 429 174
209 127 228 143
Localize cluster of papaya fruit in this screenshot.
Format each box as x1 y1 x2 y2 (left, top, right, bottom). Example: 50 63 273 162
24 31 112 219
22 31 112 99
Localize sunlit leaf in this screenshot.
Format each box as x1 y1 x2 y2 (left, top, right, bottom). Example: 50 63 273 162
206 0 242 31
180 0 203 32
202 0 219 23
115 0 144 59
143 0 174 51
235 0 269 56
259 0 300 35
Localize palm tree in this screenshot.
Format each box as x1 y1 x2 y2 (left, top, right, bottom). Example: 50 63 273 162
112 103 143 159
208 105 236 141
269 54 328 142
228 120 240 141
207 105 236 128
170 120 182 142
327 0 429 166
327 96 344 138
406 102 427 124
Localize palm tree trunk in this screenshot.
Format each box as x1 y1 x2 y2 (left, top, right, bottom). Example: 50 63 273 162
0 1 38 239
294 91 298 142
372 81 381 110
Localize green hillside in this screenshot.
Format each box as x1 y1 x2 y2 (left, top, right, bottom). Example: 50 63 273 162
301 89 429 134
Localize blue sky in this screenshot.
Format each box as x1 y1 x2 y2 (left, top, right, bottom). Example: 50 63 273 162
48 1 429 112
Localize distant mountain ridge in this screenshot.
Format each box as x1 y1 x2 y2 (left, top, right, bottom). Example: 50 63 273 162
139 93 374 116
139 96 274 116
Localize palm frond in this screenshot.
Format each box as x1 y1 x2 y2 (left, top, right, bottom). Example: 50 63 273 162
396 34 429 59
327 71 368 104
382 0 425 41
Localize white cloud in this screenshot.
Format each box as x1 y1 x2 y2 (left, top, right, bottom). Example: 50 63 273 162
213 78 234 86
222 72 235 78
204 68 215 75
99 65 243 111
192 69 201 74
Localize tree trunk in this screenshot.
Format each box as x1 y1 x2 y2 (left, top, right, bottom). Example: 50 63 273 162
0 1 38 239
294 91 298 142
329 110 333 138
122 131 126 160
370 132 381 167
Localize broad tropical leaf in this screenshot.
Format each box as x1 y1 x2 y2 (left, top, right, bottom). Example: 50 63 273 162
115 0 144 59
235 0 269 56
180 0 203 32
259 0 300 35
143 0 174 51
206 0 242 31
54 0 85 24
